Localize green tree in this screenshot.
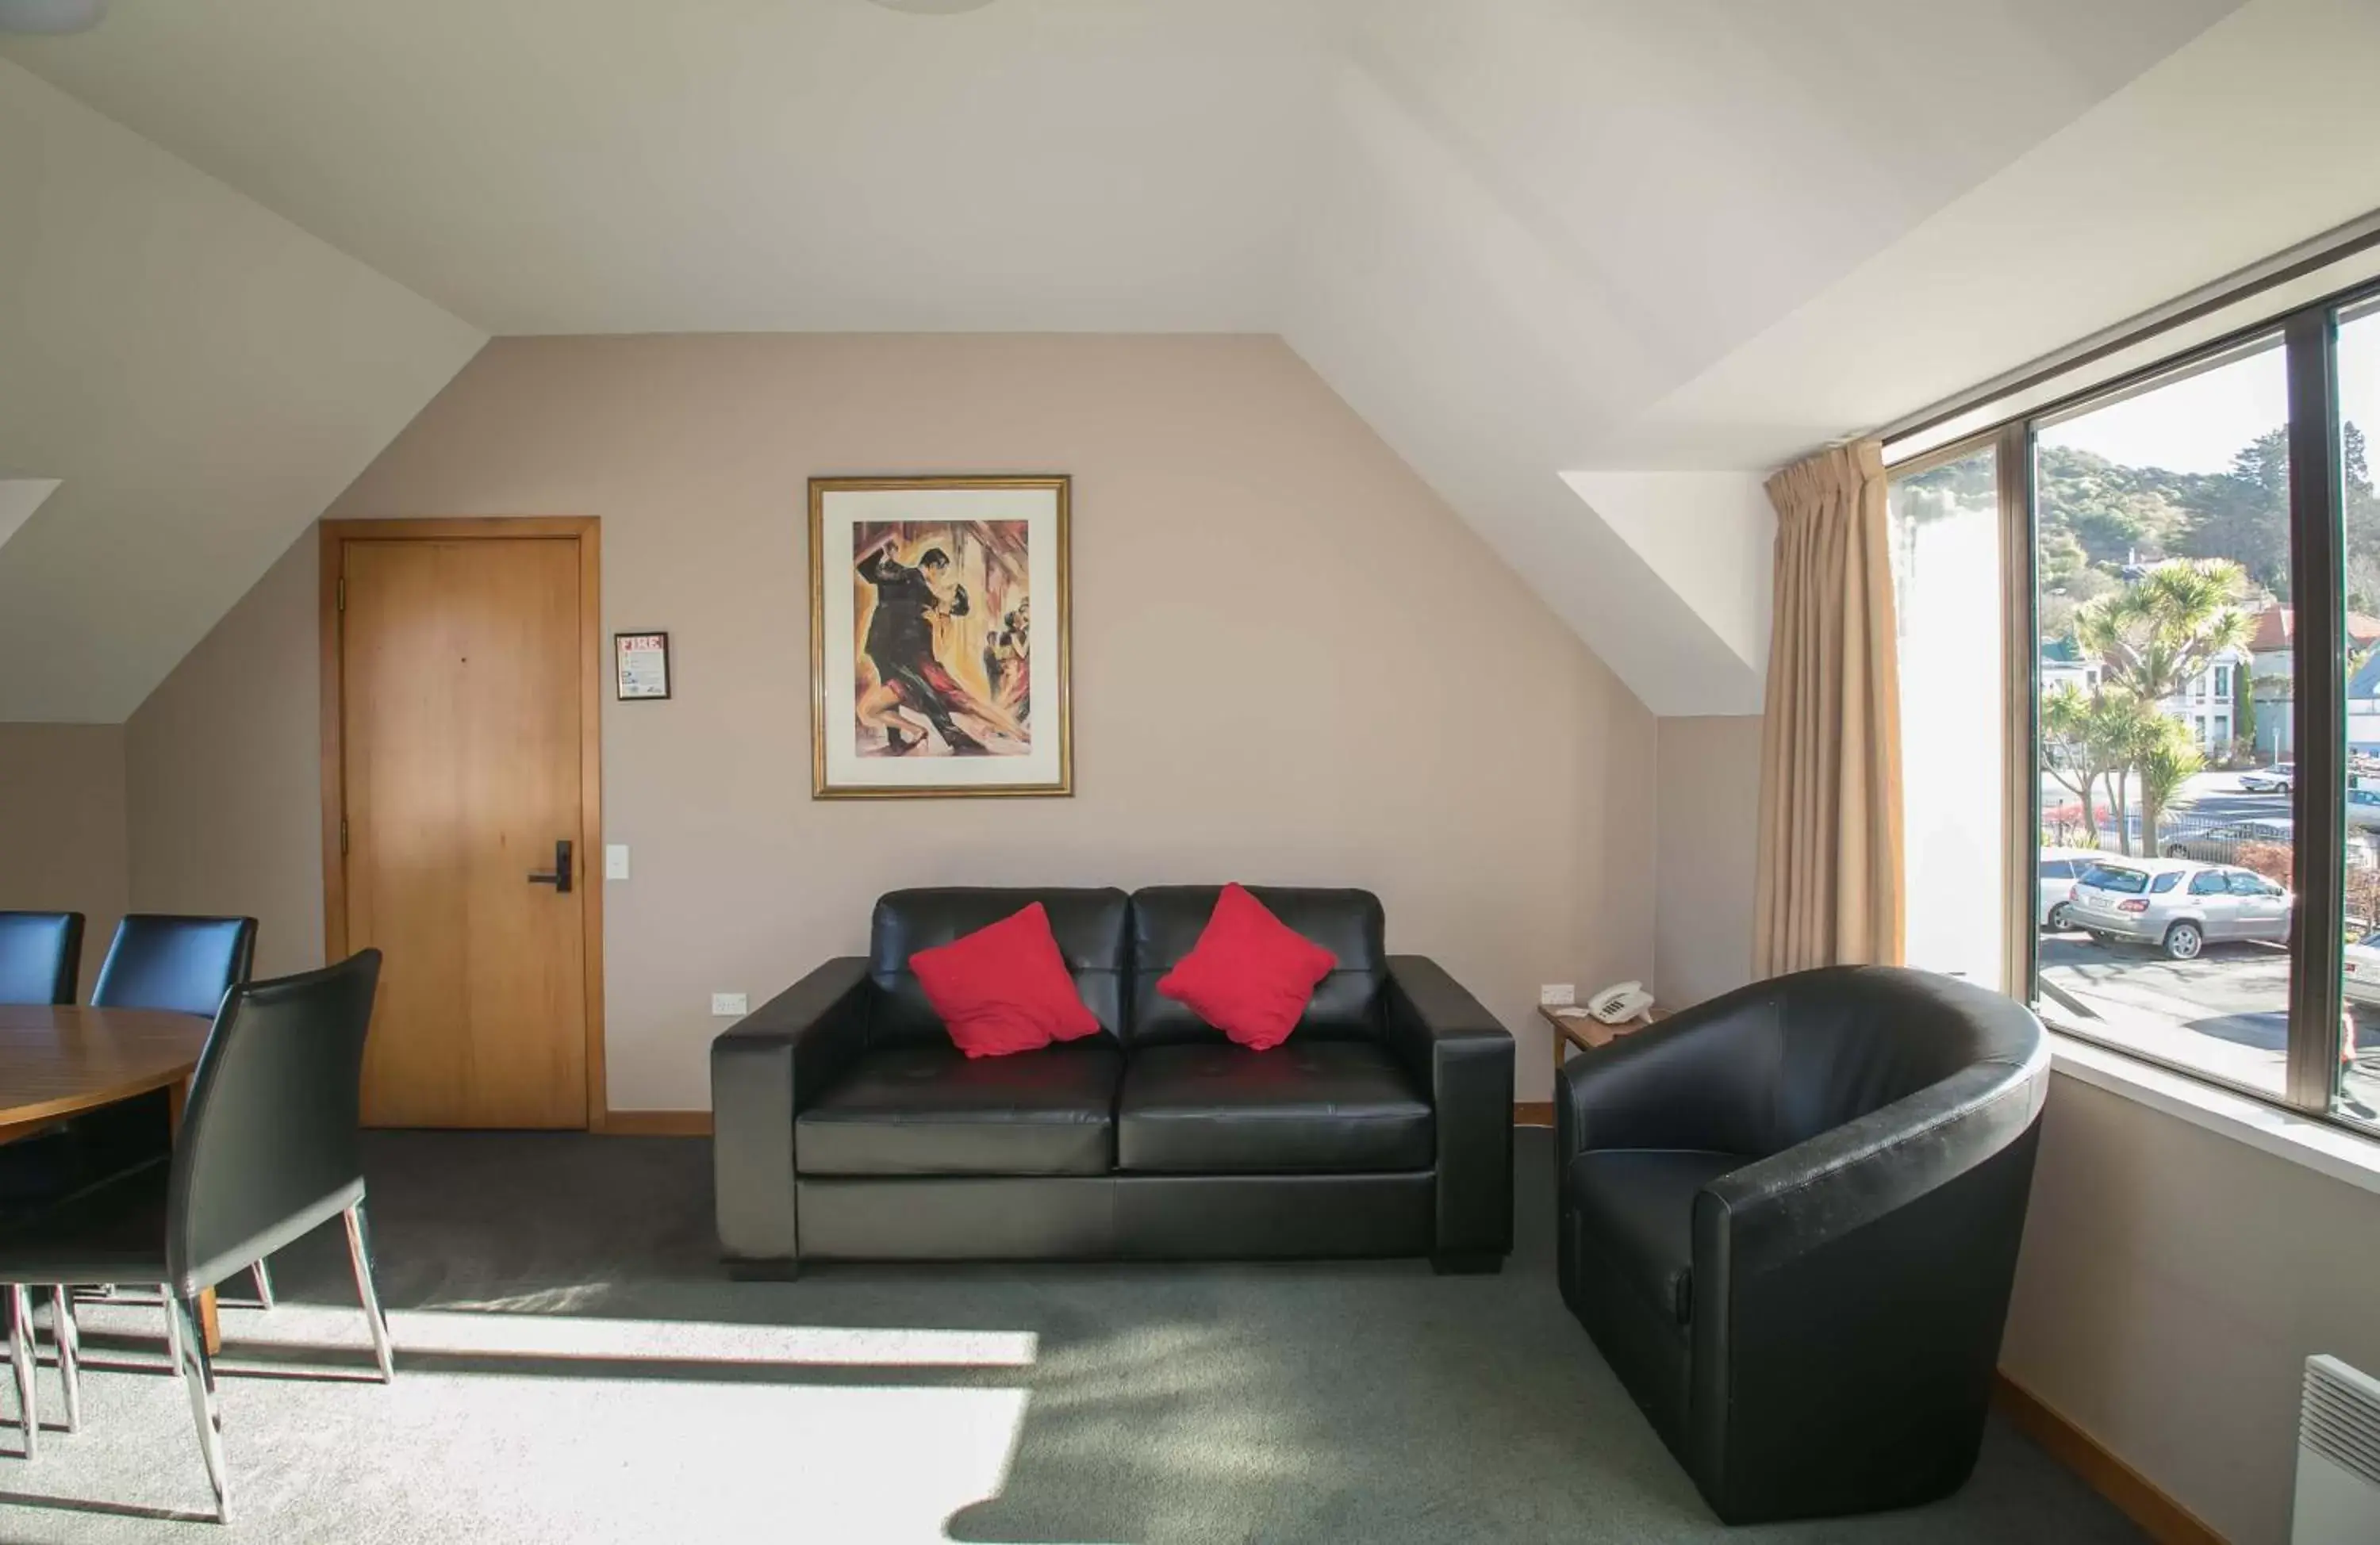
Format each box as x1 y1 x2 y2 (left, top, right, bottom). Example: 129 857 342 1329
2042 683 2132 849
2178 429 2291 597
2130 709 2206 850
2073 560 2251 849
2234 660 2257 761
2077 558 2254 707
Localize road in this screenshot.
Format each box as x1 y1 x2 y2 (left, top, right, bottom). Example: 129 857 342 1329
2038 933 2289 1052
2039 928 2380 1116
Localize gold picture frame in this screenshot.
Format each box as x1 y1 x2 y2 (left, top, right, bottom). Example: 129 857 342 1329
808 474 1073 799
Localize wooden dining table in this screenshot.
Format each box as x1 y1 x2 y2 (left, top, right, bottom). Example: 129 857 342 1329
0 1004 221 1352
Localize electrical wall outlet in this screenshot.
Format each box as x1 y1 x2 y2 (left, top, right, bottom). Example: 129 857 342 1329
1539 983 1576 1007
711 992 748 1018
605 843 631 880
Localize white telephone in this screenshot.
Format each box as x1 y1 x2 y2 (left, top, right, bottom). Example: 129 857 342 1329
1584 980 1656 1025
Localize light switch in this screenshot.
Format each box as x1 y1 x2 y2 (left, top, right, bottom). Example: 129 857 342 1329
712 992 748 1018
605 843 631 880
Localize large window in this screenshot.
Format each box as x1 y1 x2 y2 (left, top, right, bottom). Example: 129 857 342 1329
1888 274 2380 1134
2032 336 2293 1096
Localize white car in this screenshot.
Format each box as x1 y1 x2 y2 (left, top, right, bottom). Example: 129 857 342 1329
2240 763 2294 793
2068 857 2294 960
2347 931 2380 1009
2036 848 2101 930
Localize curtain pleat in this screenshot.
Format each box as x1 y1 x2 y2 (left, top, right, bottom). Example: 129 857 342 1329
1752 439 1905 976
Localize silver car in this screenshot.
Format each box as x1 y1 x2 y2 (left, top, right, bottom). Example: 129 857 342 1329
2240 763 2294 793
2067 857 2293 960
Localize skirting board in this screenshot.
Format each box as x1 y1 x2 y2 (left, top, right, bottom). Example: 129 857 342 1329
603 1110 712 1137
1514 1102 1554 1127
1991 1373 2225 1545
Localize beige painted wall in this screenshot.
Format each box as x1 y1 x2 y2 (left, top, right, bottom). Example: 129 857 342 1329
2005 1073 2380 1545
125 527 325 981
1652 714 1760 1010
129 334 1656 1108
0 723 128 991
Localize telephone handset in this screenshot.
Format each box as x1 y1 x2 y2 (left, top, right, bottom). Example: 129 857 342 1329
1585 980 1655 1025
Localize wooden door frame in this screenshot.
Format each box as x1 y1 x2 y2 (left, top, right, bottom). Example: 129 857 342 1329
318 516 609 1132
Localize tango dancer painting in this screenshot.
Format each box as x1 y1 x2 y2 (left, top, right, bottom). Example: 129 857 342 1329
811 476 1071 797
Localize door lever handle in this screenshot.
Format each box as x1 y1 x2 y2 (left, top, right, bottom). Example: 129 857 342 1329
528 839 573 894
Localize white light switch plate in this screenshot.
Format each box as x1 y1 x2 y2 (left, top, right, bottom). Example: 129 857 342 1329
1539 983 1576 1007
711 992 748 1018
605 844 630 880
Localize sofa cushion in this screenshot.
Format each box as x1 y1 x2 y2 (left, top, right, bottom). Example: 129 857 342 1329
1156 884 1338 1051
910 902 1103 1058
1565 1148 1747 1326
797 1041 1121 1176
1116 1041 1433 1173
870 888 1129 1049
1129 887 1384 1047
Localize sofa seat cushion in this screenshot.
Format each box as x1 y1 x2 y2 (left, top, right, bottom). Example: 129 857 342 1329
797 1042 1121 1177
1565 1148 1747 1327
1117 1042 1433 1174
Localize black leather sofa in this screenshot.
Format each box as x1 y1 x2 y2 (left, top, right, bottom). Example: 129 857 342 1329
1555 965 2050 1524
712 886 1514 1275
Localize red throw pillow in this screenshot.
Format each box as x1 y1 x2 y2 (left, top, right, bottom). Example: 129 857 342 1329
908 902 1103 1059
1157 884 1338 1051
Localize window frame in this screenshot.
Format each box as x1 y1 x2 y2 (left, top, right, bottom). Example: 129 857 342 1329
1891 270 2380 1130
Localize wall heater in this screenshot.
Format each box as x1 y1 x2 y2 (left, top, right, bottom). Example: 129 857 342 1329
2296 1355 2380 1544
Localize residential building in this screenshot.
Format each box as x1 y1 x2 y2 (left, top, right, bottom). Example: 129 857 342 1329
2244 602 2380 758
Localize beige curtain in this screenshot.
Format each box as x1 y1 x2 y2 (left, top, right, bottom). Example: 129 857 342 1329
1752 439 1905 976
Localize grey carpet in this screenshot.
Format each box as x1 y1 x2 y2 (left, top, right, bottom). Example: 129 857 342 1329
0 1129 2144 1543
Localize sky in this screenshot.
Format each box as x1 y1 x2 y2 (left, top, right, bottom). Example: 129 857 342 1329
2040 309 2380 474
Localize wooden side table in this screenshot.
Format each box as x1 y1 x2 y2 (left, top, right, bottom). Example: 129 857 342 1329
1541 1003 1664 1075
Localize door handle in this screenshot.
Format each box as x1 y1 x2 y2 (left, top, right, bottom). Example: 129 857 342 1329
528 839 573 894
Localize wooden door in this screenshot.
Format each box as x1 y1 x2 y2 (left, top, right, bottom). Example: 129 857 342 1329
327 522 601 1129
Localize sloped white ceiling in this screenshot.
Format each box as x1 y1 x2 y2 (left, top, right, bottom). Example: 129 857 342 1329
10 0 2378 718
0 59 483 723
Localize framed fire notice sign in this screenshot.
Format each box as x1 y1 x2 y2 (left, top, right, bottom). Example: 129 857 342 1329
614 631 671 701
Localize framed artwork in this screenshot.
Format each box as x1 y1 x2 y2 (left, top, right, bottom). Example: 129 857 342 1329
809 474 1072 798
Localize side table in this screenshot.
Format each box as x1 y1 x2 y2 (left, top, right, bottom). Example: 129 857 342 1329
1540 1002 1665 1076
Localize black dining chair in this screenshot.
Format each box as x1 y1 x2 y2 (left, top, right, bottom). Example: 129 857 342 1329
0 912 88 1370
90 914 258 1018
0 950 393 1521
84 915 269 1305
0 911 84 1006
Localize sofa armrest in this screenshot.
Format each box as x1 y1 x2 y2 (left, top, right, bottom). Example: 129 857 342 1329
710 957 871 1265
1384 956 1514 1263
1554 979 1785 1171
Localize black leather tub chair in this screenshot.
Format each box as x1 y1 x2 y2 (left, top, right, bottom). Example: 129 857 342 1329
1555 965 2050 1524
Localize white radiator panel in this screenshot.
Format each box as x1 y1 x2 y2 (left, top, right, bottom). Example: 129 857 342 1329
2294 1355 2380 1545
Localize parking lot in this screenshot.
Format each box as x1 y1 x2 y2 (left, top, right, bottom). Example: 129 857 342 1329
2038 779 2380 1117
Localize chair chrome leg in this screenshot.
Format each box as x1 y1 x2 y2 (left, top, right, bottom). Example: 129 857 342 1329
344 1202 395 1383
162 1282 182 1371
48 1288 78 1434
8 1285 36 1459
250 1257 275 1311
168 1290 229 1524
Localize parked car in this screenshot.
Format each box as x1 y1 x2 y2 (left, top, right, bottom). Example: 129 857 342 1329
2351 788 2380 831
2036 848 2100 930
2345 930 2380 1010
2240 763 2295 793
2161 819 2292 865
2068 857 2293 960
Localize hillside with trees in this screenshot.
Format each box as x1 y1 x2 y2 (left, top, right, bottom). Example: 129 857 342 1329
1896 422 2380 642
